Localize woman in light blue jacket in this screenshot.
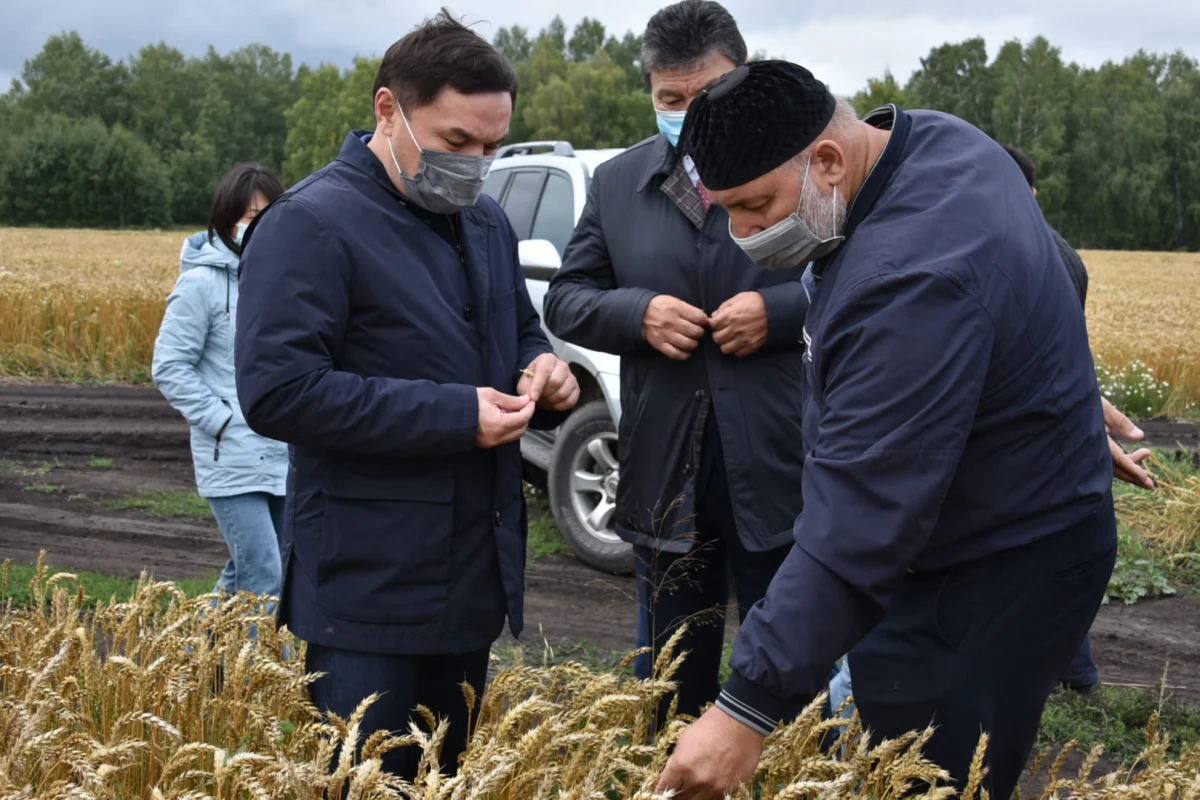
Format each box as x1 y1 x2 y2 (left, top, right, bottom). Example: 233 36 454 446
152 164 288 603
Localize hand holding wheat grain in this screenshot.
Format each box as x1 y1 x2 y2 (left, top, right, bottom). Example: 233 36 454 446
476 387 535 448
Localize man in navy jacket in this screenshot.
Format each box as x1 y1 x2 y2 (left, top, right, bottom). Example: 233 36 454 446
658 61 1116 800
235 13 577 780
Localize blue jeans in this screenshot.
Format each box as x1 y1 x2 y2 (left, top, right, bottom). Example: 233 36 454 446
208 492 285 602
306 643 490 781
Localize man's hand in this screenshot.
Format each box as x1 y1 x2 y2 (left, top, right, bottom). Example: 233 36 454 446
518 353 580 412
710 291 769 358
1102 397 1155 490
657 706 766 800
476 388 535 449
643 295 708 361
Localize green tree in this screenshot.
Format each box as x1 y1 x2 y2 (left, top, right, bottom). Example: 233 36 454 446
1065 53 1169 248
1159 53 1200 250
850 70 907 116
17 32 130 128
989 37 1073 222
168 132 221 225
542 17 569 58
522 51 655 148
603 32 644 91
282 57 379 184
0 115 170 228
196 44 298 172
127 44 204 159
494 25 533 63
568 18 608 62
508 35 571 144
906 37 996 132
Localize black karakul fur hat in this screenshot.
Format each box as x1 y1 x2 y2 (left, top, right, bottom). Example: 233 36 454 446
681 60 836 191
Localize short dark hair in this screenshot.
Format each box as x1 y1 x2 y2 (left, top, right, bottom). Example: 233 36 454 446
641 0 748 80
208 163 285 255
1002 144 1036 189
373 8 518 114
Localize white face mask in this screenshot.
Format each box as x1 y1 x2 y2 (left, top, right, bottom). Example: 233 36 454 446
234 223 248 245
731 152 845 270
387 102 494 215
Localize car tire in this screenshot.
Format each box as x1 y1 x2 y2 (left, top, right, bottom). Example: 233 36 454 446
547 400 634 574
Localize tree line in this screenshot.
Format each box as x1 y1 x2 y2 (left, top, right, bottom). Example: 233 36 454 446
0 24 1197 251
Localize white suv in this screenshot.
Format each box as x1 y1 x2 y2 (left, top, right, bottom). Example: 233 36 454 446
483 141 633 574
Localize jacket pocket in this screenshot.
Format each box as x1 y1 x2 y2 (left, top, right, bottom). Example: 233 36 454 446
315 462 455 624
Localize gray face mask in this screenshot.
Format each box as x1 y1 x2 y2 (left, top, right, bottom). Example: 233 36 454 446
388 105 494 215
730 153 844 270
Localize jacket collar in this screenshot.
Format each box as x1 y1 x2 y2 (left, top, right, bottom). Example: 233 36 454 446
339 130 406 199
813 104 912 279
845 105 911 238
636 134 678 193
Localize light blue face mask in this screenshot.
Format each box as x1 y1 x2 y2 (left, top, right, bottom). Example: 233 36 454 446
656 109 687 147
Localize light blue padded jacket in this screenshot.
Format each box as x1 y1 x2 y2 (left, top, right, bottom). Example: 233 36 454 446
151 232 288 498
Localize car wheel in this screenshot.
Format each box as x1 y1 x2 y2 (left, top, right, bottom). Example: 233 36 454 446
547 400 634 574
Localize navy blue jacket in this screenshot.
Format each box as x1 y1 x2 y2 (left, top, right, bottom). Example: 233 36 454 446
716 107 1113 732
544 135 809 553
235 132 558 655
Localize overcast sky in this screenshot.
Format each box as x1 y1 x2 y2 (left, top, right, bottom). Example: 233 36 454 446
4 0 1199 97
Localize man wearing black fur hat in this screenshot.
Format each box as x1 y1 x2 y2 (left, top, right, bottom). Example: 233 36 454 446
658 61 1116 800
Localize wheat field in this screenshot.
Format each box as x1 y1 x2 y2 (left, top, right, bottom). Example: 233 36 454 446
4 557 1200 800
0 228 1197 412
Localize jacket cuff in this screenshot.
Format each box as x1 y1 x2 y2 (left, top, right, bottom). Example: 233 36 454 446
452 384 480 449
760 283 809 346
717 669 803 737
625 289 658 349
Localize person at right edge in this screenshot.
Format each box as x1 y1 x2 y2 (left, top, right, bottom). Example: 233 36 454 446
1003 143 1157 694
542 0 815 726
656 61 1117 800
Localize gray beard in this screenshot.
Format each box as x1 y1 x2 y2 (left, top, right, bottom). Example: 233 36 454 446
799 180 848 241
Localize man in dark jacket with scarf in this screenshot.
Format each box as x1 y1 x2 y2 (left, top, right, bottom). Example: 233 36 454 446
543 0 813 723
235 12 577 781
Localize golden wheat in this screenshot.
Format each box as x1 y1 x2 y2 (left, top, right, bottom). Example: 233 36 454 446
1116 453 1200 555
1 228 1198 406
3 553 1200 799
1084 250 1200 415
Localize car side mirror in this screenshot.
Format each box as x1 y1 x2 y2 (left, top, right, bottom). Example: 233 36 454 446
518 239 562 272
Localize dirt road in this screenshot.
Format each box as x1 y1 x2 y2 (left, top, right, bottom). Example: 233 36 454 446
2 381 1199 700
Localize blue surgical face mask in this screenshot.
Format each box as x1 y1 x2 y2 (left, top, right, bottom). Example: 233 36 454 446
656 109 687 147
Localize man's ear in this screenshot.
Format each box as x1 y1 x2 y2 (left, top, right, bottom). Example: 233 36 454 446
811 139 847 190
374 88 398 134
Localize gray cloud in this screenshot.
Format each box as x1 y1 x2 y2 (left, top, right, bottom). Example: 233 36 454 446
3 0 1198 95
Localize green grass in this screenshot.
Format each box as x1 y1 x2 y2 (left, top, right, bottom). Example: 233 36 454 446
528 515 571 561
0 458 20 473
24 483 65 493
1038 685 1200 764
1 559 216 609
492 638 629 674
1105 451 1200 604
88 455 115 469
105 489 212 520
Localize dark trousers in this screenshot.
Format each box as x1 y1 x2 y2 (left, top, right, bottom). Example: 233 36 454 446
632 410 791 721
306 643 490 781
848 493 1117 800
1064 635 1099 688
